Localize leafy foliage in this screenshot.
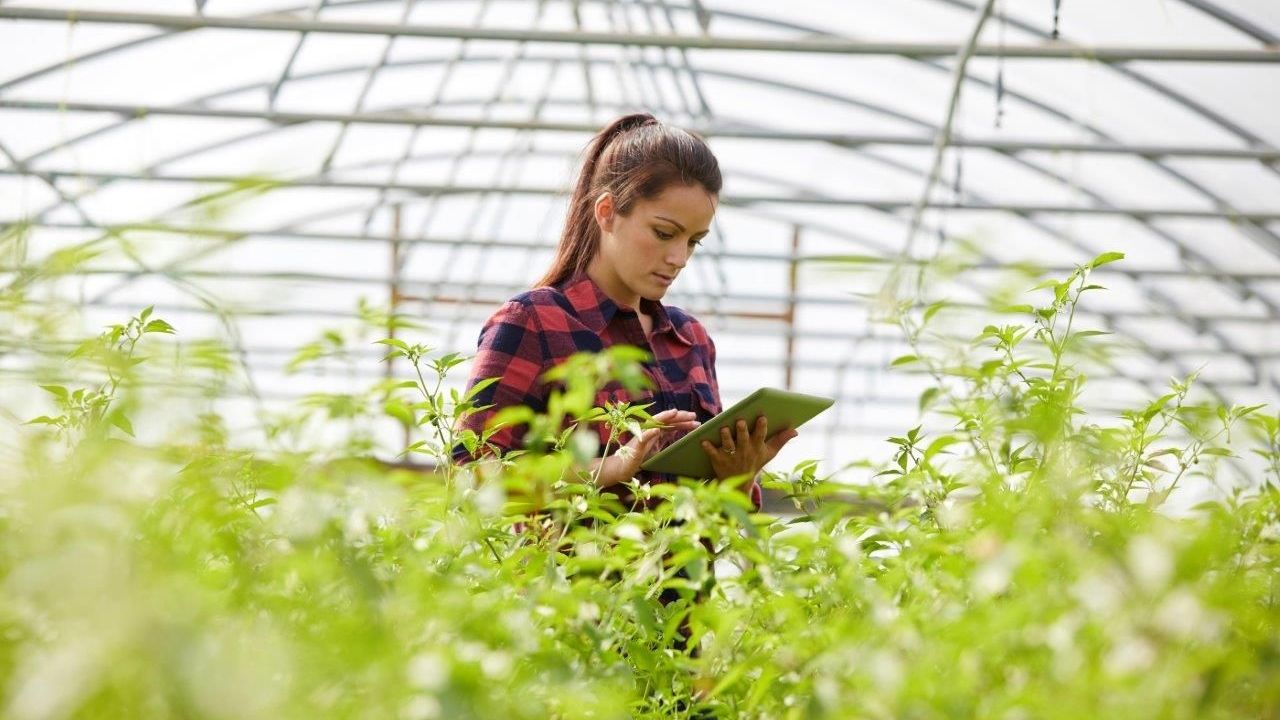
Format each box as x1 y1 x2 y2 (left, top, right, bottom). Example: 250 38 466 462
1 250 1277 719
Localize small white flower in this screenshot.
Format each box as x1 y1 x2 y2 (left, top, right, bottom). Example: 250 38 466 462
1127 534 1174 592
480 652 512 679
472 481 505 517
1153 589 1218 641
344 508 370 543
836 534 861 561
401 695 441 720
1105 635 1156 676
614 523 645 542
1073 570 1124 616
868 650 904 690
407 652 448 691
972 547 1018 599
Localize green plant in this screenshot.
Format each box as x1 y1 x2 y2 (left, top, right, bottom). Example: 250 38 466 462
1 251 1277 719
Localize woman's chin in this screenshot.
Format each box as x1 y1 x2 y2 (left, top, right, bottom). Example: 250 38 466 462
647 273 675 295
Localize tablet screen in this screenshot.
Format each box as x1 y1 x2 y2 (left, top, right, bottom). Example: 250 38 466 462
640 387 833 478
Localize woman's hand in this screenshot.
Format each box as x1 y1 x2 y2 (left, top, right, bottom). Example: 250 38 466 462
591 409 701 489
700 415 799 488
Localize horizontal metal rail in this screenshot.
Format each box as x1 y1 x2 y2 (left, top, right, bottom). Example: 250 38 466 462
2 6 1277 62
4 254 1278 322
10 218 1280 281
3 280 1276 363
6 165 1280 223
3 98 1278 162
0 346 1262 406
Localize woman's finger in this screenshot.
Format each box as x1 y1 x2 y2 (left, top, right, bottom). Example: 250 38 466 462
767 428 799 453
735 418 751 449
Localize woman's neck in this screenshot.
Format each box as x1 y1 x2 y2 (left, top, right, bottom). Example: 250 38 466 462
586 263 641 311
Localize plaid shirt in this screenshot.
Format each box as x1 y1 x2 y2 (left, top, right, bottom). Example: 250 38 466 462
451 270 762 511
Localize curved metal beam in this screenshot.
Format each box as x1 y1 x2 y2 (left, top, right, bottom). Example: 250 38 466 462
5 4 1274 404
7 88 1271 402
2 5 1277 61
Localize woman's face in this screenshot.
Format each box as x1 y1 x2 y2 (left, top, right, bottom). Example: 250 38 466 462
590 182 716 305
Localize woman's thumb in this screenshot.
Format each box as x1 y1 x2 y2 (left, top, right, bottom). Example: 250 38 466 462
632 427 660 455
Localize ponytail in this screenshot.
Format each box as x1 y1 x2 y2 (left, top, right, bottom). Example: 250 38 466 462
533 113 721 289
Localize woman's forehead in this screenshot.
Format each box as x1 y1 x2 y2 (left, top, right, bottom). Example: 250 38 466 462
638 184 716 226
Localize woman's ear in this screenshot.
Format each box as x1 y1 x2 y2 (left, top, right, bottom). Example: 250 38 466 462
593 191 615 234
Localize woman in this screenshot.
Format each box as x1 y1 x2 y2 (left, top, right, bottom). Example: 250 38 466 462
450 111 798 510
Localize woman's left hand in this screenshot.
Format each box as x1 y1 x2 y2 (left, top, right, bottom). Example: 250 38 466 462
700 415 798 486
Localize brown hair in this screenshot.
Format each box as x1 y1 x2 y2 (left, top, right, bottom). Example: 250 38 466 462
533 112 723 288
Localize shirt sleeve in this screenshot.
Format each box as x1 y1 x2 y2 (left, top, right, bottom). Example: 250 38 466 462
451 300 549 464
703 325 764 512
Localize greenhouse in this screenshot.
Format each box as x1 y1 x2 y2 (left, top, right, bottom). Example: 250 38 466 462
1 1 1277 718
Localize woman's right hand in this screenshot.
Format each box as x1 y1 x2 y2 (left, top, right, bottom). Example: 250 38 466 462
591 409 700 489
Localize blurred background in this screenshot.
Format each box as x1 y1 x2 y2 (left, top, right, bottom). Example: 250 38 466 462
1 0 1277 484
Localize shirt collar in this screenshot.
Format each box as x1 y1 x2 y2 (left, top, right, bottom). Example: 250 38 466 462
557 270 694 346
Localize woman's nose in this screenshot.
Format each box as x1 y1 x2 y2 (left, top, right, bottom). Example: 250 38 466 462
667 245 690 268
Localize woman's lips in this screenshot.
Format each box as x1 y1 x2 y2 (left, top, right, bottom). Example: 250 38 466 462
653 273 673 286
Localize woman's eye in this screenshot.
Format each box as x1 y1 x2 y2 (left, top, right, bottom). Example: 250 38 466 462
689 238 703 248
655 230 673 241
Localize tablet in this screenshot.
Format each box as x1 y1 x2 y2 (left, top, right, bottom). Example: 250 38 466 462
640 387 834 478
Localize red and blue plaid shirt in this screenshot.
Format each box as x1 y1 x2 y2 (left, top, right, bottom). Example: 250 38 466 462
451 270 762 511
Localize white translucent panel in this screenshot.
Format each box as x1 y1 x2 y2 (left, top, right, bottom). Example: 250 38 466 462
1215 316 1280 355
685 55 941 133
1134 63 1280 147
1 21 156 90
0 0 1276 476
968 58 1250 147
1027 216 1176 269
0 176 61 216
997 0 1262 47
1162 158 1280 214
20 30 299 106
1149 217 1280 275
0 109 124 161
1210 0 1280 34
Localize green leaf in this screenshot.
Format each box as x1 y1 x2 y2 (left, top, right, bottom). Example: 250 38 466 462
997 303 1035 314
488 405 534 431
924 435 961 461
108 412 135 437
918 387 941 413
890 354 919 367
1089 251 1125 269
1234 404 1266 419
143 319 175 335
465 376 502 402
705 661 752 699
923 301 948 325
383 399 415 427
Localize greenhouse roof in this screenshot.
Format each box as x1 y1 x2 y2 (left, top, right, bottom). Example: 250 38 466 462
1 0 1278 477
